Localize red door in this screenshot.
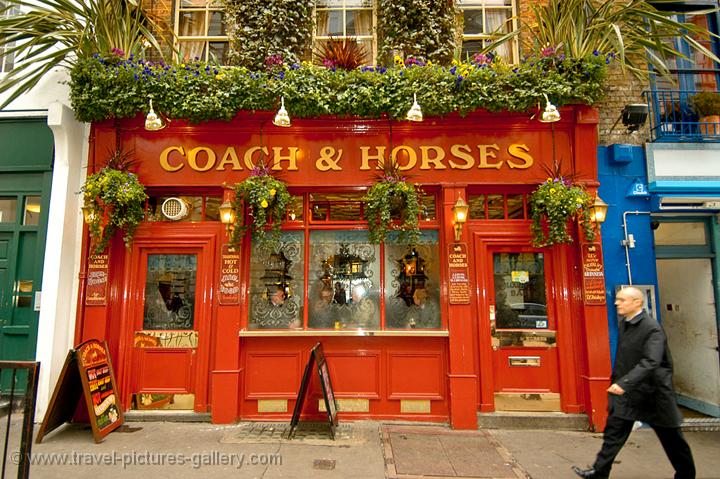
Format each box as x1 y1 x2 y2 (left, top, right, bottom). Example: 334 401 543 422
124 229 217 412
486 246 561 411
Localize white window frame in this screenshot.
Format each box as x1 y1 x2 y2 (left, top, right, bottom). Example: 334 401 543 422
457 0 518 64
0 1 17 73
174 0 229 63
314 0 376 65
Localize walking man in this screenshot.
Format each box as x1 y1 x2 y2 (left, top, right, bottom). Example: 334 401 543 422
573 286 695 479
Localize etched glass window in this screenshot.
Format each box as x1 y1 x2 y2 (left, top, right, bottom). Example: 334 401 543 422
384 230 441 329
308 230 379 329
143 254 197 330
248 231 305 329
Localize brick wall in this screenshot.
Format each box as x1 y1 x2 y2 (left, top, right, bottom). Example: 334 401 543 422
596 65 649 146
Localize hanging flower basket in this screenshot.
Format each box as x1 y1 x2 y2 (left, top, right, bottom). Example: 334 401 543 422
529 177 595 247
81 148 147 255
230 164 291 251
364 167 421 245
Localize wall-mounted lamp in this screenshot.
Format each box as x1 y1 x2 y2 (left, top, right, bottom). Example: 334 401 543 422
144 98 168 131
218 200 236 234
273 96 291 127
81 204 94 224
589 195 608 224
539 94 561 123
621 103 648 132
406 93 423 122
451 196 469 242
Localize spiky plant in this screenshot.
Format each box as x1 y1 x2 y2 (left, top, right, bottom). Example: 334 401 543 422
315 37 368 70
0 0 170 107
484 0 719 80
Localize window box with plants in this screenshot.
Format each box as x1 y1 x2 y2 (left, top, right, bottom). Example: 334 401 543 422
689 91 720 136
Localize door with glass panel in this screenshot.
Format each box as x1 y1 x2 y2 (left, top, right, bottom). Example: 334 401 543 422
488 248 560 411
130 246 212 411
0 194 44 355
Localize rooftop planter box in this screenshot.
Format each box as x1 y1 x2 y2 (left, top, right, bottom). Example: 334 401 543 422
69 52 609 124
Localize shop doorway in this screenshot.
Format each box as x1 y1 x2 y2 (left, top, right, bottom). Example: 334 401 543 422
487 247 560 411
124 232 216 412
656 258 720 417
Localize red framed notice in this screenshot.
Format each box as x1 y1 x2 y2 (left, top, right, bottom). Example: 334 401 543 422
582 243 606 305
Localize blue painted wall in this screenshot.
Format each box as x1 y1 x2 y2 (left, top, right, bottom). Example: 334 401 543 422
597 145 659 361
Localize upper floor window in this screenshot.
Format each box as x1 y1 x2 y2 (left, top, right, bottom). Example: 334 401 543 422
175 0 229 63
314 0 375 65
0 1 17 72
457 0 518 64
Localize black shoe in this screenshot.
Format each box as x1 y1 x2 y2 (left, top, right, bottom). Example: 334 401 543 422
572 465 608 479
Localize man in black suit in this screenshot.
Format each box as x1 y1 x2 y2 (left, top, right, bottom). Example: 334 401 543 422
573 286 695 479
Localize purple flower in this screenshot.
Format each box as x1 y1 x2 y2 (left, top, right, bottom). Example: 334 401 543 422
111 47 125 57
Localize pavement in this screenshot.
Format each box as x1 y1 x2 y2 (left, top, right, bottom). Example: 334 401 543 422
2 419 720 478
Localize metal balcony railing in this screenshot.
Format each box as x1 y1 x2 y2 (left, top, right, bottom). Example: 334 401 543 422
644 89 720 142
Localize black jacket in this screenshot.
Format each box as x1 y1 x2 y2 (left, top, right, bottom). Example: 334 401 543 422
609 310 683 427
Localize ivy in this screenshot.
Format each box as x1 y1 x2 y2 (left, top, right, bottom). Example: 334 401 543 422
377 0 457 65
222 0 314 70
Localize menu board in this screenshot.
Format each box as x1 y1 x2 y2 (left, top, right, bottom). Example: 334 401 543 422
582 243 606 305
36 339 123 444
289 342 338 439
85 253 109 305
219 244 240 304
448 243 471 304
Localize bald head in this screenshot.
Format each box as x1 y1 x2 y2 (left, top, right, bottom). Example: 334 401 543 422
615 286 645 319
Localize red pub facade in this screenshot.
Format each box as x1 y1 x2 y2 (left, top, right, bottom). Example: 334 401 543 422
74 105 612 430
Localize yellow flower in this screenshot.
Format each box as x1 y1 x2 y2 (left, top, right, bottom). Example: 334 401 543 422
215 74 225 80
180 63 185 68
426 60 433 67
260 199 268 208
550 188 556 194
394 55 404 66
269 188 276 196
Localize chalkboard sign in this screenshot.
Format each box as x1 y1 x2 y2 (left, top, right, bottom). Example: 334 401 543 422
288 342 338 439
36 339 123 443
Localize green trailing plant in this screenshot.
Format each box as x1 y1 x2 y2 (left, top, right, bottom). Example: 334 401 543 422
529 175 595 248
315 36 368 70
81 148 148 254
364 162 421 245
689 91 720 117
0 0 169 108
489 0 720 80
222 0 313 70
69 51 608 123
377 0 456 65
230 164 291 251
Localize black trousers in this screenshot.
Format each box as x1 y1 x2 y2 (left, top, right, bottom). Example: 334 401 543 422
593 415 696 478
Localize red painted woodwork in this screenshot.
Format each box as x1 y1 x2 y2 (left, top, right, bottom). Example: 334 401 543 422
76 105 612 430
388 352 445 399
492 348 559 392
135 349 195 392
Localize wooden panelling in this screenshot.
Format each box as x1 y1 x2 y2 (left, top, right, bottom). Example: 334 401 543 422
135 348 194 393
245 352 302 398
324 351 381 398
388 352 445 400
492 348 559 392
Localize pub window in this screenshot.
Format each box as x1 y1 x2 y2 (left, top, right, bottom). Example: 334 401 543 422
244 190 442 331
314 0 375 65
308 230 379 329
468 192 528 219
143 254 197 330
384 230 441 329
147 195 221 222
175 0 229 63
248 231 305 329
457 0 518 64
